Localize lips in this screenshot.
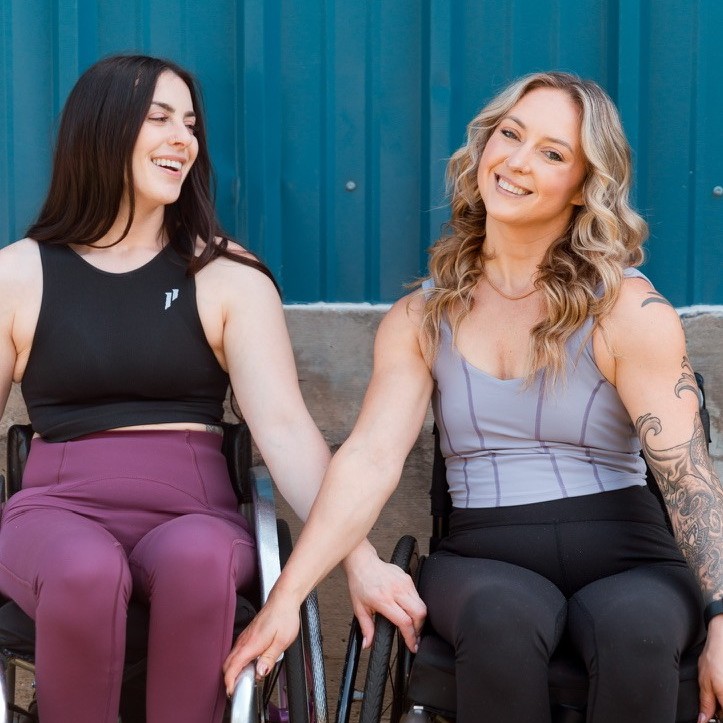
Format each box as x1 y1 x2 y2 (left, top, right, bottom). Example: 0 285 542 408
496 175 531 196
152 158 183 172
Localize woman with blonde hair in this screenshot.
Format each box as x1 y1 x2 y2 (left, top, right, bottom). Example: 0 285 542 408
225 72 723 721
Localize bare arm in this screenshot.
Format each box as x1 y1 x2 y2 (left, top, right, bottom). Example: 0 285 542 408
223 291 434 688
211 259 425 653
216 262 331 520
605 278 723 719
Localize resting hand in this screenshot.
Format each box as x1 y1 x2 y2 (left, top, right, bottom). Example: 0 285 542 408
223 591 301 696
344 543 426 652
698 616 723 722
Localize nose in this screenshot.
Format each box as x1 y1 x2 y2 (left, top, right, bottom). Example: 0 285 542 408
506 144 531 173
169 122 194 146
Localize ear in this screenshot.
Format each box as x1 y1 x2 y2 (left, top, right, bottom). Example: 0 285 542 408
571 184 585 207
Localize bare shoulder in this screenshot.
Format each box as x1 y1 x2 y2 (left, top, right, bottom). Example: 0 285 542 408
374 289 428 366
196 238 278 302
0 237 40 271
0 238 41 300
604 274 685 359
378 289 425 336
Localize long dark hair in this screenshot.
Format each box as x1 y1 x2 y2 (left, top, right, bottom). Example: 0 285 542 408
27 54 277 288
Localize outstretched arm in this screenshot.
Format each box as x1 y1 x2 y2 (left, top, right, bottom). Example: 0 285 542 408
223 291 433 692
605 279 723 720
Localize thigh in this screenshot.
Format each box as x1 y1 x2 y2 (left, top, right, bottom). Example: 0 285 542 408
0 507 130 617
420 551 567 649
568 562 704 656
568 564 704 722
128 513 256 600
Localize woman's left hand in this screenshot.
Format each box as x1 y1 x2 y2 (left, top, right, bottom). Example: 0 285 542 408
697 616 723 722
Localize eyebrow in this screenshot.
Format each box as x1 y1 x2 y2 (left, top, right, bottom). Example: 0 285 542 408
504 115 574 154
150 100 196 118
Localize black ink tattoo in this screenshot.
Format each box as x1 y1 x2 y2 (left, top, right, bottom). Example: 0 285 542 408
637 411 723 603
641 291 674 309
674 356 699 400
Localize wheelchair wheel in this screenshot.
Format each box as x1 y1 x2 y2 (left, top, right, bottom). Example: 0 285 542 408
336 535 418 723
276 520 327 723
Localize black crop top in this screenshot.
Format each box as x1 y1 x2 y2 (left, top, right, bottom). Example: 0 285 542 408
22 243 230 441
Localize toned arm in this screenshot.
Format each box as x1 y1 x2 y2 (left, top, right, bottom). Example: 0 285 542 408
223 291 434 688
604 278 723 719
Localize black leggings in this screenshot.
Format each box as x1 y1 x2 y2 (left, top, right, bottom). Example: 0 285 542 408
419 486 705 723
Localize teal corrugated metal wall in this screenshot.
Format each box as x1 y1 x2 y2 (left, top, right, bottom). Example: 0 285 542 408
1 0 721 303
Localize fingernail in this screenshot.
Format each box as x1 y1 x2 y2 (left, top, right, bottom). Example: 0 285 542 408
362 637 368 649
257 661 269 677
698 714 708 723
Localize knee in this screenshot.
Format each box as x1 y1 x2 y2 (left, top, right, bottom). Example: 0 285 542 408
38 548 131 626
455 577 565 652
134 519 244 594
570 596 680 667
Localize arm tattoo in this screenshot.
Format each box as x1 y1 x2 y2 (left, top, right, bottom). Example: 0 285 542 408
641 291 674 309
636 410 723 603
674 356 699 399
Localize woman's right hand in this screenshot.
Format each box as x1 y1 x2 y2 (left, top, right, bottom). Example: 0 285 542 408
344 541 426 652
222 589 302 695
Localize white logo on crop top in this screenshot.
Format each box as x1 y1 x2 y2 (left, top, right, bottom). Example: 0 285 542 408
164 288 179 310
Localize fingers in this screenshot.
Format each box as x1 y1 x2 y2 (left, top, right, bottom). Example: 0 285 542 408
698 672 722 723
374 593 426 653
223 599 302 695
353 604 376 649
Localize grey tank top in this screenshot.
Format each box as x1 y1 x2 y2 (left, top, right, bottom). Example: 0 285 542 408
427 269 648 508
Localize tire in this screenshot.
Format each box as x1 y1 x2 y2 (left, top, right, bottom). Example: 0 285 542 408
301 590 327 723
358 535 419 723
277 519 310 723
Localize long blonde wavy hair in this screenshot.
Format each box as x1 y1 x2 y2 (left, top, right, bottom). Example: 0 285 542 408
422 71 647 385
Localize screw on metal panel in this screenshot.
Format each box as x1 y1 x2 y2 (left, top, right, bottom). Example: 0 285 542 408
345 181 357 191
713 186 723 197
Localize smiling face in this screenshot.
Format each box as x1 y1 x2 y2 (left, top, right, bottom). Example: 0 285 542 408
129 70 199 214
477 86 587 242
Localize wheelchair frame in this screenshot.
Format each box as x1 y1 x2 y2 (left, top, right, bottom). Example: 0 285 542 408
0 423 327 723
336 373 717 723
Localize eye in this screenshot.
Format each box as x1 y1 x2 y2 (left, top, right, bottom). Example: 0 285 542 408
543 149 564 162
185 123 197 135
500 128 519 140
148 114 168 124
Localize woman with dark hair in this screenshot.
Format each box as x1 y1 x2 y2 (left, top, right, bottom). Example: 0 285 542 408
0 54 418 723
225 72 723 722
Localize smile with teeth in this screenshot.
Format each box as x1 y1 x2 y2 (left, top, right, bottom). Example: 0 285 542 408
496 175 530 196
152 158 183 172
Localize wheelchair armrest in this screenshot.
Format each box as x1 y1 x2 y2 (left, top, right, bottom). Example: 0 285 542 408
249 466 281 605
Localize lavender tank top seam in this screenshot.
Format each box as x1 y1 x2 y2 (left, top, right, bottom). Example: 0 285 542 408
461 358 501 505
535 371 567 497
580 378 607 492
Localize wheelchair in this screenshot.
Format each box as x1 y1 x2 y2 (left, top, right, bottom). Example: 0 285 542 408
336 373 716 723
0 422 327 723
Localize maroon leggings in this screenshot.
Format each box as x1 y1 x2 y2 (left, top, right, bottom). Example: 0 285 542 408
0 430 256 723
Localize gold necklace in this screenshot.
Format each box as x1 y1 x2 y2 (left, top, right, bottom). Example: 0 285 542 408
485 275 538 301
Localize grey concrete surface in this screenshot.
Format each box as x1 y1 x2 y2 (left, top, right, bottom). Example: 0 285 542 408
0 304 720 720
